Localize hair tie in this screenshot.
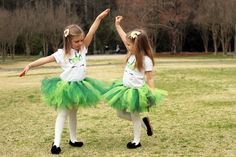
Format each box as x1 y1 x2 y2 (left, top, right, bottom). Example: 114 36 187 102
130 31 141 39
64 28 70 37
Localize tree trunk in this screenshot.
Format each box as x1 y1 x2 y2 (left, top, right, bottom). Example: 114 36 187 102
234 24 236 57
171 29 177 54
152 35 157 53
10 45 15 60
211 24 218 55
25 37 31 57
204 43 208 53
1 43 7 62
212 32 218 55
44 42 49 56
11 41 16 60
42 34 49 56
93 34 96 54
220 28 225 55
179 33 183 54
199 26 209 53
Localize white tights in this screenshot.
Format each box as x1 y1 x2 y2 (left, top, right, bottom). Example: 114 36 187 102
54 108 78 147
117 110 147 144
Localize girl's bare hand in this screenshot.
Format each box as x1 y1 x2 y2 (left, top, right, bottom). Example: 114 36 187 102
97 9 110 19
19 65 30 77
115 16 123 25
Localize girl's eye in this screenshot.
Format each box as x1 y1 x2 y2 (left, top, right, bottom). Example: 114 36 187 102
76 40 83 43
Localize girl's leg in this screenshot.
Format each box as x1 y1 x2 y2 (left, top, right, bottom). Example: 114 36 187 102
68 107 78 142
117 110 147 130
130 112 142 144
142 117 153 136
68 107 83 147
54 108 68 147
116 110 131 121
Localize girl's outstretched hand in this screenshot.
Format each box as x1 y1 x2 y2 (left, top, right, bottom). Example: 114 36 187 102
97 9 110 19
19 65 30 77
115 16 123 25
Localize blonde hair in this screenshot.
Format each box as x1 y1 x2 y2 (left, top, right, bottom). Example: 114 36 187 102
126 29 155 71
63 24 84 56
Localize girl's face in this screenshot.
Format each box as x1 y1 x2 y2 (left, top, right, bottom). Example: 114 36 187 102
126 39 135 54
71 35 84 51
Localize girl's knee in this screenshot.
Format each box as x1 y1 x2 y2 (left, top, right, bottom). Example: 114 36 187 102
116 110 127 117
116 111 123 117
57 109 69 118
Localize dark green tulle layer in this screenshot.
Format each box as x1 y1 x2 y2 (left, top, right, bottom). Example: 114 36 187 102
41 77 108 109
103 81 167 113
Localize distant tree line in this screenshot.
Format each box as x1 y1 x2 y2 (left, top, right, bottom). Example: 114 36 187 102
0 0 236 61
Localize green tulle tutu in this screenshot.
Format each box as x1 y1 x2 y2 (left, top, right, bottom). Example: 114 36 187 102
41 77 108 109
103 81 167 113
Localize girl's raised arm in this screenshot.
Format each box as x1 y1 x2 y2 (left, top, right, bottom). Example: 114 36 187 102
19 55 55 77
84 9 110 48
115 16 128 49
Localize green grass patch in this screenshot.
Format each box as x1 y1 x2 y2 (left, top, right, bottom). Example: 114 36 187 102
1 55 236 156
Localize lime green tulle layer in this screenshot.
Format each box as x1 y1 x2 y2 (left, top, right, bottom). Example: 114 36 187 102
103 81 167 113
41 77 108 109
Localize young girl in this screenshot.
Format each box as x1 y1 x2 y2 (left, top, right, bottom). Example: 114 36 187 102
19 9 110 154
104 16 167 149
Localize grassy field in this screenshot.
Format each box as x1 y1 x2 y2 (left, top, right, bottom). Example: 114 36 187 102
1 54 236 157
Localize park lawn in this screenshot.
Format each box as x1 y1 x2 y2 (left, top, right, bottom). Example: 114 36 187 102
0 55 236 157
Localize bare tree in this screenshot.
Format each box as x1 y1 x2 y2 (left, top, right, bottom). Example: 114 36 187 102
49 2 79 52
116 0 196 53
115 0 163 52
197 0 234 55
20 4 38 56
223 0 236 56
0 9 10 61
8 9 24 59
206 0 221 55
33 0 79 56
116 0 151 29
0 7 24 61
231 5 236 57
199 24 210 53
194 0 210 53
140 0 162 52
34 1 53 56
158 0 196 53
218 1 233 55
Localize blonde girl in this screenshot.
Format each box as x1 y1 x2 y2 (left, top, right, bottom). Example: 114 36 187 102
19 9 110 154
